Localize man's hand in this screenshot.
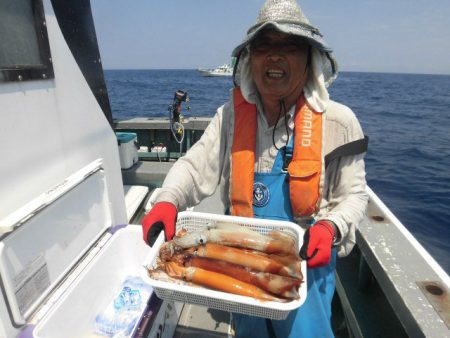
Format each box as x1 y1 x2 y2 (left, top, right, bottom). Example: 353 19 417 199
142 202 177 246
299 220 335 268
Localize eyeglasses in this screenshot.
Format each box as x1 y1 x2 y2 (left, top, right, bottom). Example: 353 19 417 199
250 37 308 54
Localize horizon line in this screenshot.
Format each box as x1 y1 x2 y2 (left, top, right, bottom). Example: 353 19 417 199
102 68 450 77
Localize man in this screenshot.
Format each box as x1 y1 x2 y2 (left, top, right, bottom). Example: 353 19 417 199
142 0 368 336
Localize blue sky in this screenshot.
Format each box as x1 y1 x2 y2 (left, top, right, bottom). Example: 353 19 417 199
91 0 450 75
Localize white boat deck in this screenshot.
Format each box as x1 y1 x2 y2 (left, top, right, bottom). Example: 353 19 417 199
174 305 232 338
123 184 149 222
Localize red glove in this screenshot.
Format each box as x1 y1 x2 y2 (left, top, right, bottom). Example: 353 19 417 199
299 220 335 268
142 202 177 246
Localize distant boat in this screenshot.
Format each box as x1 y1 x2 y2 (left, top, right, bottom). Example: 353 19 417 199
197 64 233 77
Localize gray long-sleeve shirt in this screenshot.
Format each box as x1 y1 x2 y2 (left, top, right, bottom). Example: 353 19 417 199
156 89 368 257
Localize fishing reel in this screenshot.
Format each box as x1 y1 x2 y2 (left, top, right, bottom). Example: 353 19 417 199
168 90 190 144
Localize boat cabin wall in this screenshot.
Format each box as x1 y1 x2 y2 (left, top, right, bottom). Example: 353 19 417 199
0 1 126 226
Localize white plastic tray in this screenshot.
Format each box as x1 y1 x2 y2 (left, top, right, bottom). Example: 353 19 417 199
144 212 306 320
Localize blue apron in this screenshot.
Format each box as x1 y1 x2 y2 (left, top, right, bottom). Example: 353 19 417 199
233 143 336 338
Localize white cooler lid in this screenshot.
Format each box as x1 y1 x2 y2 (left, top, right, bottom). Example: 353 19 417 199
0 160 113 325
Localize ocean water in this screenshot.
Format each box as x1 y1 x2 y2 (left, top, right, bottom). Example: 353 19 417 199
104 69 450 274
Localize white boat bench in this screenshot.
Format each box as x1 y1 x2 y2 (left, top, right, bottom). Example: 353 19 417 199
123 184 149 223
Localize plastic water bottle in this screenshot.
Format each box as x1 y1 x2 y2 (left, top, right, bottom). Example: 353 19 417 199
113 286 141 311
128 289 141 308
94 276 150 336
94 311 136 337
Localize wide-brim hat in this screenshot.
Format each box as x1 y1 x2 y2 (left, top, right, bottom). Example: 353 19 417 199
232 0 338 87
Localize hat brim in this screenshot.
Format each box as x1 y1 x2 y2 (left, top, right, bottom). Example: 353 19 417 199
232 21 332 58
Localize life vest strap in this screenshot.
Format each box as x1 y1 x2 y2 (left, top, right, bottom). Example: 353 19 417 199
230 88 257 217
283 135 369 170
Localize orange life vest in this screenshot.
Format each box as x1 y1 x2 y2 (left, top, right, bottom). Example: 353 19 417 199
230 87 323 218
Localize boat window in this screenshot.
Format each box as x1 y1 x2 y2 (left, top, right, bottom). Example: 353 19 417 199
0 0 54 82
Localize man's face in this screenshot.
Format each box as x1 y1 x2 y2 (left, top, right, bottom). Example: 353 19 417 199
249 30 310 101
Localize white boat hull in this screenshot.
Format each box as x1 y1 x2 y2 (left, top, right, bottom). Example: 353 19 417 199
197 66 232 77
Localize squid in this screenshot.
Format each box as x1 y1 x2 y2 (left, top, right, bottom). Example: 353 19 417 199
185 243 302 279
159 261 287 303
172 253 301 299
172 222 297 255
240 248 303 282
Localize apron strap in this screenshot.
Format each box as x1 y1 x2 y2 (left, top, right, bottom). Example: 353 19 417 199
265 318 278 338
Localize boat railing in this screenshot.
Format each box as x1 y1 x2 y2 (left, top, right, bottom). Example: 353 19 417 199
336 186 450 337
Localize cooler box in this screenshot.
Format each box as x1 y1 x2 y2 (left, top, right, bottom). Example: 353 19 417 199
116 132 139 169
0 160 177 338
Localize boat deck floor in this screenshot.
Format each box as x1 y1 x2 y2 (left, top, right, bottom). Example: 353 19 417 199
174 305 232 338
